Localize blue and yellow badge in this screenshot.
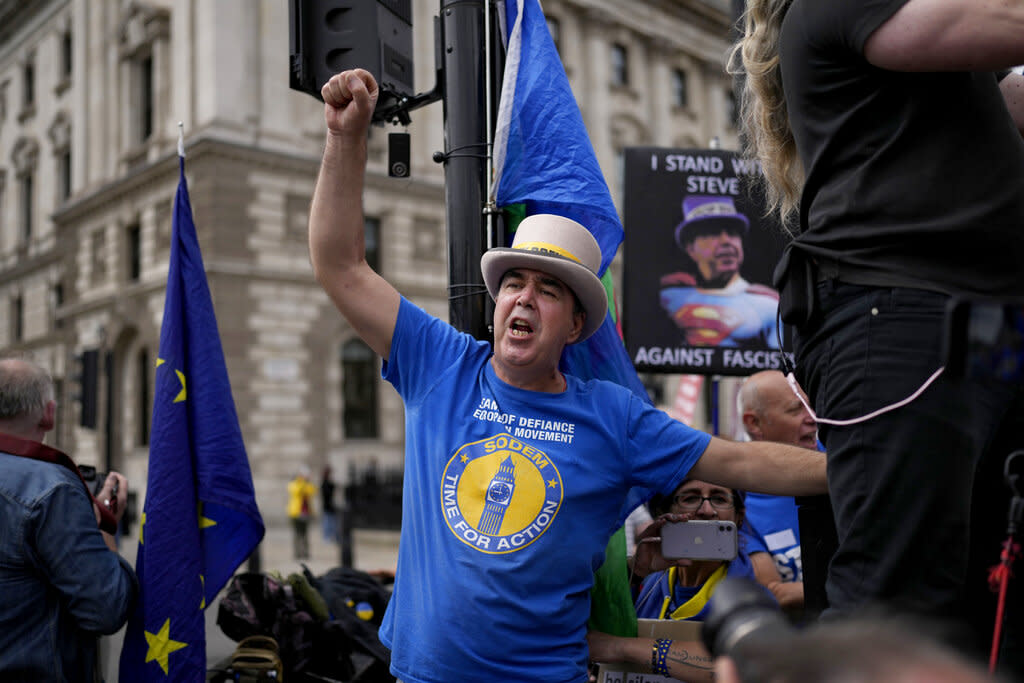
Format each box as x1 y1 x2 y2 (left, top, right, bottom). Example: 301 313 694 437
441 433 563 554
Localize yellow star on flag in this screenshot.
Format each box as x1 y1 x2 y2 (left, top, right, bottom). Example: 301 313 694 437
139 511 146 544
144 618 188 674
198 502 216 530
173 369 187 403
156 357 187 402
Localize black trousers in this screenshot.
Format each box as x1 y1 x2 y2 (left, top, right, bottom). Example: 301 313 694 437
794 281 1024 676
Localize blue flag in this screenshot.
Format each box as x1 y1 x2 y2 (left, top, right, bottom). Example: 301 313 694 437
119 141 264 681
492 0 651 638
492 0 649 402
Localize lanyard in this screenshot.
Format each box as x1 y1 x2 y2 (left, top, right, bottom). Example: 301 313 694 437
659 563 729 621
0 432 118 534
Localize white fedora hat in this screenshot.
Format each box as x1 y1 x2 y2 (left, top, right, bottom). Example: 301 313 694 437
480 214 607 343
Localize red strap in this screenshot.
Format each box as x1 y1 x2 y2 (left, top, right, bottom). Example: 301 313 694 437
0 432 118 534
987 537 1021 674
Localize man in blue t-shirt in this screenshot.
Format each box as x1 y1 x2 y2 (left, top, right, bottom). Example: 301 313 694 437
308 68 827 683
738 370 819 618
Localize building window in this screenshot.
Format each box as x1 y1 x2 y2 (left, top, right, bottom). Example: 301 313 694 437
90 230 107 285
137 348 150 445
22 59 35 110
61 30 73 79
342 339 379 439
11 295 23 343
11 137 39 242
137 55 154 142
672 69 689 108
365 217 381 272
58 149 71 202
119 5 169 151
49 113 73 203
20 173 33 242
545 15 561 54
51 281 64 329
127 223 141 281
611 43 629 87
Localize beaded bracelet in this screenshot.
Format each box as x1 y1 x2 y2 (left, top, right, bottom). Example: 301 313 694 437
651 638 672 677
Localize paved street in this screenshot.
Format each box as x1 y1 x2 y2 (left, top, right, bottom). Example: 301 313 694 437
99 523 400 677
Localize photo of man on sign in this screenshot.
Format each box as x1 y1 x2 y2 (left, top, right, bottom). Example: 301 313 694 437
660 194 780 349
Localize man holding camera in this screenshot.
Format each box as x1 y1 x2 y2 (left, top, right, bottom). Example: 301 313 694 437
0 354 137 681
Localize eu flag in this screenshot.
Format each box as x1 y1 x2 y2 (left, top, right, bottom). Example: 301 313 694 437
119 137 265 681
492 0 651 637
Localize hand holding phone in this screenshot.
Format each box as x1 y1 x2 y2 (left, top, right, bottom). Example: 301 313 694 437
105 478 119 515
661 520 738 561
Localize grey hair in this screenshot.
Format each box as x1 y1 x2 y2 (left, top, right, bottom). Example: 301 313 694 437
0 354 55 421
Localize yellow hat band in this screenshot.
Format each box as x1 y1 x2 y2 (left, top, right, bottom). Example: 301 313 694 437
512 241 583 265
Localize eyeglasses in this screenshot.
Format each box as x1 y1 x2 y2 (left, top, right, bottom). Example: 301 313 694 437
671 492 734 512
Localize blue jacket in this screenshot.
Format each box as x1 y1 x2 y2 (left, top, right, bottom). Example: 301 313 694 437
0 450 138 682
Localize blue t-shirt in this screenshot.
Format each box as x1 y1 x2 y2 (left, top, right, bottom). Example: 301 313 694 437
378 298 712 683
744 493 803 583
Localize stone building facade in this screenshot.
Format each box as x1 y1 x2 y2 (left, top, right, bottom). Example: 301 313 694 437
0 0 739 524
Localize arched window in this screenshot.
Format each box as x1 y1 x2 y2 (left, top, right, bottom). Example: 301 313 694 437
342 339 378 438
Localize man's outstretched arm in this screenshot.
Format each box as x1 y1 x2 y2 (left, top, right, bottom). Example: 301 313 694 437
689 436 827 497
309 68 401 361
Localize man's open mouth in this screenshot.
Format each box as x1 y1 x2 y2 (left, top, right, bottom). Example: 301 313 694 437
509 319 533 337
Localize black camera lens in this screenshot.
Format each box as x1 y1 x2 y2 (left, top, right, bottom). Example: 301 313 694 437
702 577 794 681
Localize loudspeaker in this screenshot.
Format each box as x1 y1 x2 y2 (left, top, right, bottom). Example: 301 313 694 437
289 0 414 104
388 132 410 178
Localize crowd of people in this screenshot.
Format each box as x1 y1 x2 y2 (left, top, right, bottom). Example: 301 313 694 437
2 0 1023 681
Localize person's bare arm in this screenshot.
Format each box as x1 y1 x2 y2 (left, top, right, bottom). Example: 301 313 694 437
587 632 715 683
864 0 1024 72
750 551 804 613
999 71 1024 136
688 437 827 497
308 69 400 360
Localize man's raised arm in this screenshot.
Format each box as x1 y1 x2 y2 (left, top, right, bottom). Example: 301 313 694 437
309 69 401 360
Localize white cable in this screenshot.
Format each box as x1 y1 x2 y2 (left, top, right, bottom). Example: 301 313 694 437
785 366 945 427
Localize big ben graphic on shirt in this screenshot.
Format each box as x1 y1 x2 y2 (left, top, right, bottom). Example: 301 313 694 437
442 433 563 554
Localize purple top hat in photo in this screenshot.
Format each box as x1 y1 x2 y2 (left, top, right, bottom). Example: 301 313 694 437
674 195 750 249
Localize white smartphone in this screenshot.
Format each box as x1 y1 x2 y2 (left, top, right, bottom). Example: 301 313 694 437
661 520 738 561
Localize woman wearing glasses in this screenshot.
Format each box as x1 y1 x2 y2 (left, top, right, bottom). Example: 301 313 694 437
587 479 772 682
632 479 763 622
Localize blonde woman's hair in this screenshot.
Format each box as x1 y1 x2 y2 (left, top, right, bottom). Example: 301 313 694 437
728 0 802 233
